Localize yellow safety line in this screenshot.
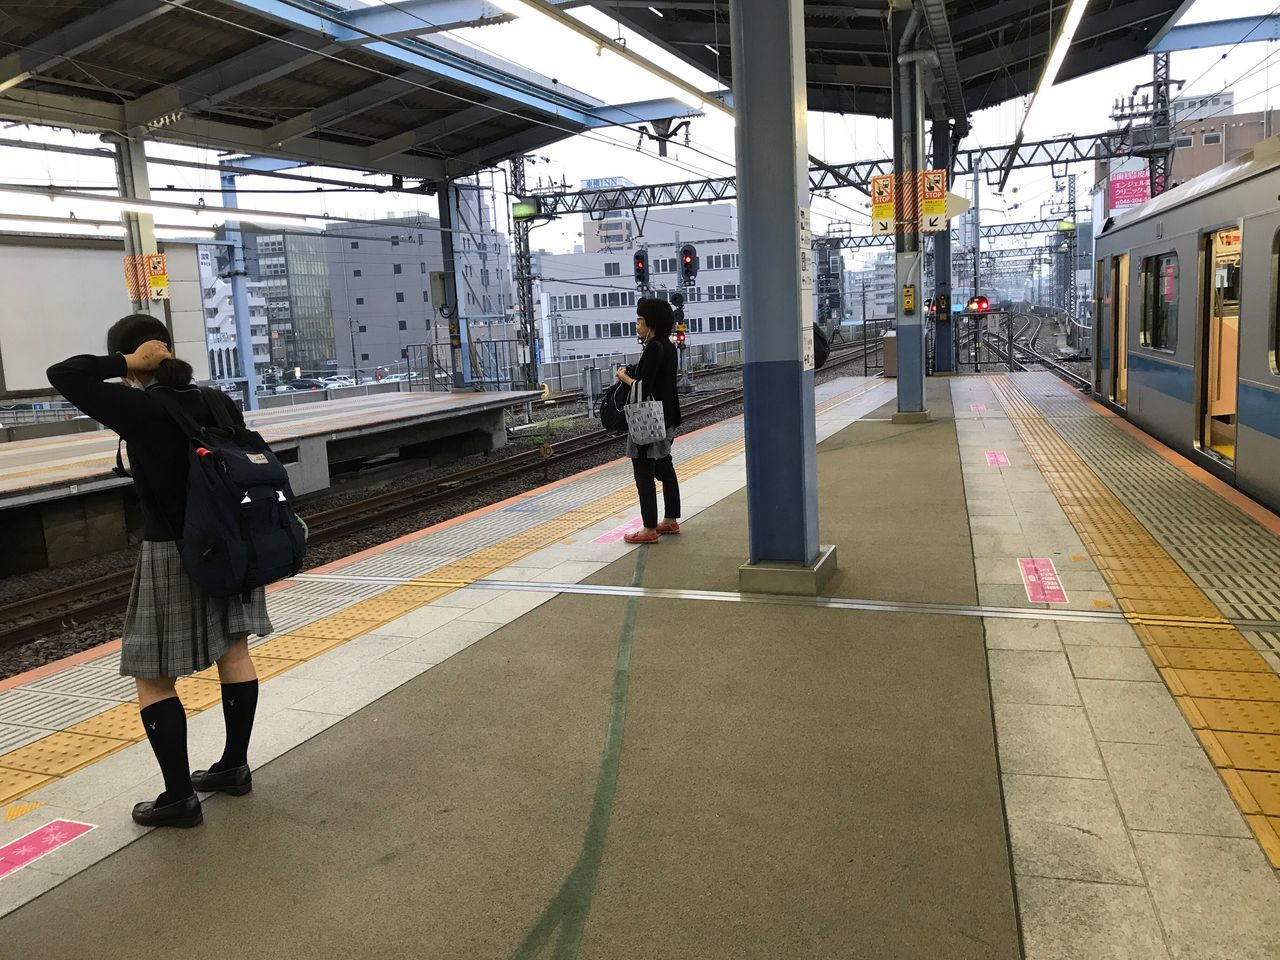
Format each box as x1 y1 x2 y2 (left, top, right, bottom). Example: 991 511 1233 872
0 378 884 808
989 376 1280 867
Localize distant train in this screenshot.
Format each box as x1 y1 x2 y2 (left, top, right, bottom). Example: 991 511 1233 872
1094 136 1280 513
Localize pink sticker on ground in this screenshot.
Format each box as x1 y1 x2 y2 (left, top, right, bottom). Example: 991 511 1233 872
592 518 644 544
970 403 987 413
0 820 95 879
986 451 1010 467
1019 558 1068 604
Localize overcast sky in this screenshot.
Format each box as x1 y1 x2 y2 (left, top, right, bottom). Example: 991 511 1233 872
3 0 1278 258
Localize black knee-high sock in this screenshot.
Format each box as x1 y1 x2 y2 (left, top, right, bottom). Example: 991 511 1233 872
140 697 192 804
213 679 259 771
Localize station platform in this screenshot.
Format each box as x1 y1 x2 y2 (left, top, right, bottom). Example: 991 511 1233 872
0 388 539 572
1 372 1279 959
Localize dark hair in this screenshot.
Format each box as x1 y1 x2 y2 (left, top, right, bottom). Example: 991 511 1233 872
636 298 675 339
106 313 193 387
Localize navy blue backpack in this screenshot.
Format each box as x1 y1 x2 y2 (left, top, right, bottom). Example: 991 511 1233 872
145 386 307 598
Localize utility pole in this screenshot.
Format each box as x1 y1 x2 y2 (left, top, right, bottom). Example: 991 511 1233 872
510 155 538 388
1111 53 1183 197
971 158 981 299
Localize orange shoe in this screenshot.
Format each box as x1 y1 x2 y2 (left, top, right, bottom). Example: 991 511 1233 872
624 530 660 544
656 521 681 535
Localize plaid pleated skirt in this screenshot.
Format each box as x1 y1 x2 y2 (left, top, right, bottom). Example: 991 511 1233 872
120 540 273 679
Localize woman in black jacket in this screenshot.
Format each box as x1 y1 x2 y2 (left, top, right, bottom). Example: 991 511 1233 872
616 298 683 544
47 315 270 829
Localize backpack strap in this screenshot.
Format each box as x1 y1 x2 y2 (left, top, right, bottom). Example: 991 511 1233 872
144 384 210 441
112 439 130 478
197 386 237 431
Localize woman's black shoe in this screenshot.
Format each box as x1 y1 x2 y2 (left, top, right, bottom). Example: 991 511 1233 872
191 764 252 796
132 793 202 828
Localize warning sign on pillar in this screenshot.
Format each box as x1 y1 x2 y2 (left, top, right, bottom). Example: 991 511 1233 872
921 169 947 233
871 174 895 235
146 253 170 301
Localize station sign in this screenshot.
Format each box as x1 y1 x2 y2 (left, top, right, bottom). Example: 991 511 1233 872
871 174 895 235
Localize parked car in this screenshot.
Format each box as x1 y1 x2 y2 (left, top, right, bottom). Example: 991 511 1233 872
287 378 329 391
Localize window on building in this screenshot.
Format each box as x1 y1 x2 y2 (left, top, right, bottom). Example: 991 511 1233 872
420 262 427 274
391 238 400 246
1203 132 1222 146
418 233 423 244
355 297 364 305
1175 135 1193 148
594 294 602 308
350 241 359 249
610 322 622 338
608 292 620 307
353 269 362 277
398 320 408 331
361 353 370 361
423 290 430 302
1140 252 1178 352
604 262 620 276
393 263 402 275
401 348 409 359
358 325 367 333
595 324 604 338
396 292 405 303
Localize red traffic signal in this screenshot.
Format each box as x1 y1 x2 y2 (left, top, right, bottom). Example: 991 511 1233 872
675 330 687 347
633 249 650 287
678 243 698 283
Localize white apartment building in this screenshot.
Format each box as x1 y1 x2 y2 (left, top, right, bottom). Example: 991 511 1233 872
537 204 742 361
198 246 271 383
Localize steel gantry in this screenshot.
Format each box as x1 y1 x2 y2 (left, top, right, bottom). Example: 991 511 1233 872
527 129 1134 216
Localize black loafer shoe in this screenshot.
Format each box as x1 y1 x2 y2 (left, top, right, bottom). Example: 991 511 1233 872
132 793 202 828
191 764 252 796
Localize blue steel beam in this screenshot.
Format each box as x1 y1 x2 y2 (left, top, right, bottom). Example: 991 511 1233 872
220 0 608 127
1149 15 1280 52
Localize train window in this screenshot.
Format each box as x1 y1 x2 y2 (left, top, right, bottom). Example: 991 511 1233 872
1140 253 1179 352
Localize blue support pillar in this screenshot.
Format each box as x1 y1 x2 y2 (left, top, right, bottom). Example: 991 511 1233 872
437 180 473 387
730 0 834 594
219 172 261 410
893 4 928 419
932 118 955 374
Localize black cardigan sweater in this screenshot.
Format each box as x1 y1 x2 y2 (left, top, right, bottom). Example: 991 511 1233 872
47 354 243 542
629 337 683 429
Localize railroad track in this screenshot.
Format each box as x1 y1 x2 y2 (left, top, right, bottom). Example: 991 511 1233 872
0 343 886 652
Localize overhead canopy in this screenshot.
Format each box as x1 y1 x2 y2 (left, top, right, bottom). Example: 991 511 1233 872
588 0 1193 132
0 0 693 180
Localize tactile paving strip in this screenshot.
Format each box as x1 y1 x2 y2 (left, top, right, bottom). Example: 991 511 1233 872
0 732 123 776
0 377 888 812
993 374 1280 868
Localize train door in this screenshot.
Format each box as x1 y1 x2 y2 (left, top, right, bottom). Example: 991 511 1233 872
1110 254 1129 405
1094 259 1106 394
1198 227 1241 464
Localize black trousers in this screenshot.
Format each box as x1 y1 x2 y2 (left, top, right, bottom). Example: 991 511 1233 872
632 456 681 529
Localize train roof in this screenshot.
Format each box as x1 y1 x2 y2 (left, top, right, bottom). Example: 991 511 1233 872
1099 134 1280 237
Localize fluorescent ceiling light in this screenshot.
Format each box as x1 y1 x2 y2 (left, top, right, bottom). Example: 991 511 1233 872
1020 0 1090 135
0 211 216 238
703 44 720 56
490 0 728 117
648 6 663 17
0 186 332 229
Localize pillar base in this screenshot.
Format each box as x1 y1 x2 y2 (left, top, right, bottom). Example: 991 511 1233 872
739 544 837 597
891 410 931 424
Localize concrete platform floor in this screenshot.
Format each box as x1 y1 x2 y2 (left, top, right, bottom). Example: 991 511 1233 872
0 379 1022 960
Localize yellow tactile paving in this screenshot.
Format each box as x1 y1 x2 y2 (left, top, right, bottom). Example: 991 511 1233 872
990 375 1280 869
1169 670 1280 702
1157 648 1273 673
1183 699 1280 735
1237 771 1280 815
3 801 42 822
1210 731 1280 772
0 771 51 806
0 383 869 811
0 732 124 777
66 703 147 742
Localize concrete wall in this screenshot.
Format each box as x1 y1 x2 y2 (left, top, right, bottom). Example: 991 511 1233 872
0 236 208 396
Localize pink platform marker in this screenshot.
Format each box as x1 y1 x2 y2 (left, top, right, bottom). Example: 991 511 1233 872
970 403 987 414
0 820 95 879
1019 558 1068 604
592 517 644 544
986 451 1010 467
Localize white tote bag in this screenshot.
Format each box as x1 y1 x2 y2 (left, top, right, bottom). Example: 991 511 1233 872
624 379 668 445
